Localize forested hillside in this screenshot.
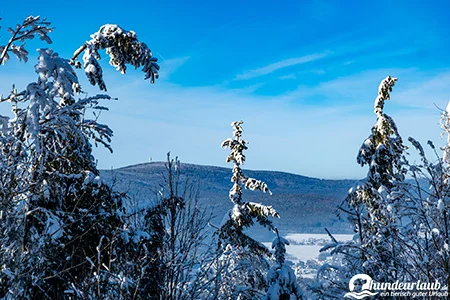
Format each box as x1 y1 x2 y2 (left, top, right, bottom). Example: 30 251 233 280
102 162 354 237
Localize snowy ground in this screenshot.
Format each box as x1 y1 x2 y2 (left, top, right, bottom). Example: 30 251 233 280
263 233 353 262
263 233 354 279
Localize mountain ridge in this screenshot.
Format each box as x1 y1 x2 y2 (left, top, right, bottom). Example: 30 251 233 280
112 161 355 181
101 161 356 238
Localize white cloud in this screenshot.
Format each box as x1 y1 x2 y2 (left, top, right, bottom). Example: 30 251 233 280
1 62 446 179
279 68 435 107
157 56 190 80
234 52 330 80
393 72 450 109
90 67 447 179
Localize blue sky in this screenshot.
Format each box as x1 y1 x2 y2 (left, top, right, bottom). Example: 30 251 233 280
1 0 450 179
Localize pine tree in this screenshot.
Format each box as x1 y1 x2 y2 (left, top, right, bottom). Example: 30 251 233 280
265 230 302 300
315 76 408 297
343 76 407 282
216 121 279 299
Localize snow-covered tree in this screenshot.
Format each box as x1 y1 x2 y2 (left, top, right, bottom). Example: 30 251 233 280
343 76 407 281
0 16 159 298
126 153 215 299
399 108 450 292
265 231 302 300
219 121 278 252
215 120 279 299
315 76 408 297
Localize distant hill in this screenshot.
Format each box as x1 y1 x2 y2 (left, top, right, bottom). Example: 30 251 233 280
101 162 356 240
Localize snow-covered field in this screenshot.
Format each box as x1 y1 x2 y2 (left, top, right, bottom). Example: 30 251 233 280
285 233 354 243
263 233 353 262
263 233 354 279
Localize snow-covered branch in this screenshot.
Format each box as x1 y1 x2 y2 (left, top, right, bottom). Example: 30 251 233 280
70 24 160 91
